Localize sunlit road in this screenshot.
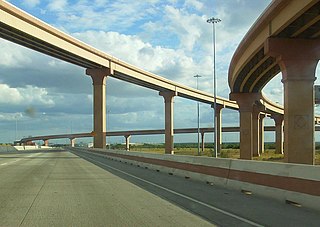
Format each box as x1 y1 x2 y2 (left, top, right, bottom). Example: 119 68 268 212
0 150 211 226
0 149 319 226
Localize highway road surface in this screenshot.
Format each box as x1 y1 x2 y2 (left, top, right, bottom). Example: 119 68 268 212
0 149 319 226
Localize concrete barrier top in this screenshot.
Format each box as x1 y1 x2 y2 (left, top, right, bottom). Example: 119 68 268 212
93 149 320 182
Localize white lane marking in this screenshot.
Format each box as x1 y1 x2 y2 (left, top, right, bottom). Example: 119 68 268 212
0 159 19 166
0 152 43 166
26 153 42 158
82 153 263 227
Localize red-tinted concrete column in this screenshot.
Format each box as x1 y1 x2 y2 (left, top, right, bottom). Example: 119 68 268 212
259 114 265 154
125 135 131 151
43 139 49 146
271 114 284 155
86 67 112 149
159 91 177 154
252 107 260 157
265 38 320 164
70 138 75 147
230 93 261 160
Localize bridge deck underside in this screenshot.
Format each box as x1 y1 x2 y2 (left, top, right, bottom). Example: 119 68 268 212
231 1 320 93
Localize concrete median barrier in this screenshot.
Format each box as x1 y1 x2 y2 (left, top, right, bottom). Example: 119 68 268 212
71 148 320 211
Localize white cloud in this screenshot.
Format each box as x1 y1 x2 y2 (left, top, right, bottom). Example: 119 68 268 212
0 112 22 122
47 0 68 11
0 84 23 104
73 30 216 94
20 85 55 106
184 0 203 11
46 0 161 32
22 0 40 8
162 5 203 51
0 84 54 107
0 40 32 68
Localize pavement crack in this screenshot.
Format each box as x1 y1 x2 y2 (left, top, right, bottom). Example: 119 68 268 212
19 158 58 227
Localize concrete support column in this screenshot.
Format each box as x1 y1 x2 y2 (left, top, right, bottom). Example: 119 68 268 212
252 107 260 157
265 38 320 164
159 91 177 154
43 139 49 146
125 135 131 151
259 114 265 154
86 68 112 149
230 93 261 160
201 132 205 154
70 138 75 147
272 114 284 155
212 104 224 154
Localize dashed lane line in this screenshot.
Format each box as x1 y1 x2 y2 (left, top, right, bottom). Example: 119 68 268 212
0 152 43 166
79 152 263 227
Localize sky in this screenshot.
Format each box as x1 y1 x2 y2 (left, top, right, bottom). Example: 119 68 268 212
1 0 319 145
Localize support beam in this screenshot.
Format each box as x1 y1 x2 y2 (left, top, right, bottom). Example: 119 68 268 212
159 91 177 154
271 114 284 155
86 67 112 149
265 38 320 164
230 93 261 160
125 135 131 151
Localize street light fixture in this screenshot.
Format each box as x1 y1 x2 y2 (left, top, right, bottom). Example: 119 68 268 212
207 17 221 158
194 74 202 156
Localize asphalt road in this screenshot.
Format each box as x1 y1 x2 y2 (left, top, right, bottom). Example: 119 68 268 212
0 149 319 226
0 149 211 226
71 148 320 227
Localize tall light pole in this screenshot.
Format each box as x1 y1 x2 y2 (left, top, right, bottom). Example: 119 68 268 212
194 74 202 156
14 112 22 142
15 115 18 141
207 17 221 158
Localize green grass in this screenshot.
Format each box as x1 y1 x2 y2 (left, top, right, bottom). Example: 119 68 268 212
128 145 320 165
316 151 320 165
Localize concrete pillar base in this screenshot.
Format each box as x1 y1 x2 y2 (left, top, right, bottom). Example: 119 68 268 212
159 91 177 154
252 107 260 157
201 132 205 154
125 135 131 151
265 38 320 164
70 138 75 147
271 114 284 155
230 93 262 160
211 104 224 155
259 114 265 154
86 67 112 149
43 139 49 146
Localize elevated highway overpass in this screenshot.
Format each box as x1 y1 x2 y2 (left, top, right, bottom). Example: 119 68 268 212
0 0 239 154
20 126 269 151
228 0 320 164
19 126 320 154
1 0 319 164
0 0 239 106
